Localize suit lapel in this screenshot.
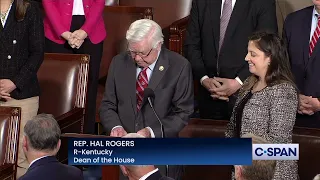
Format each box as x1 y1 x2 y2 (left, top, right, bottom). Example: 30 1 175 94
221 0 250 52
126 56 138 116
208 0 222 54
303 7 314 69
148 48 169 90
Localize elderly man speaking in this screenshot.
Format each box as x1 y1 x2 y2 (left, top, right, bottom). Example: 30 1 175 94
100 19 194 179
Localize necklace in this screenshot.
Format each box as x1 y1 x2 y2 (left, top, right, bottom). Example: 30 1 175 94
0 1 13 24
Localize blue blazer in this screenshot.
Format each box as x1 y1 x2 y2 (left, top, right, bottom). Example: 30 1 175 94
283 6 320 128
18 156 83 180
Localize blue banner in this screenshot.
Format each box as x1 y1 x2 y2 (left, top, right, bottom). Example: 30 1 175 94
68 138 252 165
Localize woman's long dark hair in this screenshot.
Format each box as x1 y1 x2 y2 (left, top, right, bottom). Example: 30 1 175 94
242 31 296 93
15 0 30 21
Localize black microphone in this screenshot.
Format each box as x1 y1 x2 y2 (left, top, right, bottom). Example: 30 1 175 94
143 88 168 177
143 88 164 138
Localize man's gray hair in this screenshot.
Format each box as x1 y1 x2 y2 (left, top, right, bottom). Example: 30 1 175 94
122 133 147 168
314 174 320 180
24 114 61 151
240 133 276 180
126 19 164 48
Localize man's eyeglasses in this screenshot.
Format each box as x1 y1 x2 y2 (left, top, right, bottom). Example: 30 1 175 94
127 48 153 59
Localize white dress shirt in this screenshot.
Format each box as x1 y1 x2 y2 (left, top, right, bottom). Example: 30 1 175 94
139 168 159 180
29 156 50 168
0 3 12 27
111 49 161 138
200 0 243 86
72 0 85 15
310 7 320 42
220 0 237 17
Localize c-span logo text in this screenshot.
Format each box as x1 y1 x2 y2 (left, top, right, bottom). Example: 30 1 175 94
252 144 299 160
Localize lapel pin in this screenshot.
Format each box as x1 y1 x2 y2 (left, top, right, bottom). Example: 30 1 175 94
159 66 164 71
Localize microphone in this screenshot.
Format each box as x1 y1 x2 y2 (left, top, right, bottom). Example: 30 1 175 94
143 88 168 176
143 88 164 138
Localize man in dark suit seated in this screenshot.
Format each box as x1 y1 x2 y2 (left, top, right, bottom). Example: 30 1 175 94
19 114 83 180
120 133 174 180
100 19 194 179
234 134 276 180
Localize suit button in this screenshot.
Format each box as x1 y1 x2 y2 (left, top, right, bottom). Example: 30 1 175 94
67 3 70 5
13 40 16 44
85 5 89 8
135 123 139 127
7 55 11 59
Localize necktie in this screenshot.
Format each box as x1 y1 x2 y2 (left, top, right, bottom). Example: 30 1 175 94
219 0 233 52
136 68 148 111
309 15 320 56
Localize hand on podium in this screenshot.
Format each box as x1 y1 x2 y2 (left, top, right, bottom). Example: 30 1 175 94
110 127 127 137
137 128 151 138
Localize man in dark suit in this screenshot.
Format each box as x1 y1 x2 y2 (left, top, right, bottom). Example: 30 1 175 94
184 0 278 120
100 19 193 179
283 0 320 128
19 114 83 180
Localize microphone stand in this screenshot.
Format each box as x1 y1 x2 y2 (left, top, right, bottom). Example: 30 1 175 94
147 97 168 177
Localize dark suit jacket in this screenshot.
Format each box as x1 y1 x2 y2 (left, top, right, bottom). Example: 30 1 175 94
146 170 175 180
100 47 194 138
0 0 44 100
184 0 278 82
18 156 83 180
283 6 320 128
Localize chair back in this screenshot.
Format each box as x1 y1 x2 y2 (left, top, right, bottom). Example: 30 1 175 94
37 53 89 117
293 127 320 180
0 107 21 165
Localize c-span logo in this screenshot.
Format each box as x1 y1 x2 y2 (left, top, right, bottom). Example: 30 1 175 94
253 144 299 160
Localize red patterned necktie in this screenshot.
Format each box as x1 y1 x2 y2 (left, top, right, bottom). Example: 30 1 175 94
136 68 148 111
309 15 320 56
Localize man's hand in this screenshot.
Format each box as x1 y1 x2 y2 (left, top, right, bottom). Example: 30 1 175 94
202 78 228 101
137 128 151 138
202 78 219 91
61 31 72 40
210 77 241 97
0 79 16 94
110 127 127 137
298 94 320 115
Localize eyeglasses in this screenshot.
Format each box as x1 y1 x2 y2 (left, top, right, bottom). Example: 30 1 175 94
127 47 153 59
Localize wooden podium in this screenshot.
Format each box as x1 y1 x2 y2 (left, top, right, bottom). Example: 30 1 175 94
61 133 119 180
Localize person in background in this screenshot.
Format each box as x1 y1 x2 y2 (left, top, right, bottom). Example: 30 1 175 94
283 0 320 128
184 0 278 120
225 32 298 179
120 133 175 180
314 174 320 180
0 0 44 177
235 133 276 180
19 114 83 180
42 0 106 134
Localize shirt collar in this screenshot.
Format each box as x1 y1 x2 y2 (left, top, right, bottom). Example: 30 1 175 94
29 155 50 168
139 168 159 180
313 6 319 18
147 48 161 71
